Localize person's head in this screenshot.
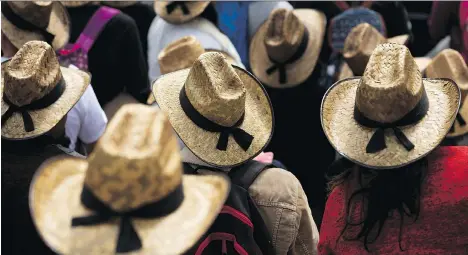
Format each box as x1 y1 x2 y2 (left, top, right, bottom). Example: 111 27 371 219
327 157 428 251
1 41 89 143
1 1 71 52
152 52 274 168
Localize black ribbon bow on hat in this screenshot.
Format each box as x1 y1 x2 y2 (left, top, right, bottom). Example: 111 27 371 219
166 1 190 15
1 78 66 132
72 184 184 253
179 87 254 151
354 89 430 153
449 113 466 133
1 2 55 45
265 28 309 84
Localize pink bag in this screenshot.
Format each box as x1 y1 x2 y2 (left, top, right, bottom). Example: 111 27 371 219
57 6 120 70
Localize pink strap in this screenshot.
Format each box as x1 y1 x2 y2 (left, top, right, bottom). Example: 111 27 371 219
60 6 119 55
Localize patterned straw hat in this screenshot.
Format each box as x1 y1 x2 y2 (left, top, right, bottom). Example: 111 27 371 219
343 23 409 75
147 36 238 105
425 49 468 137
249 8 326 88
30 104 230 254
321 43 460 169
1 41 89 140
1 1 71 50
154 1 210 24
153 52 274 167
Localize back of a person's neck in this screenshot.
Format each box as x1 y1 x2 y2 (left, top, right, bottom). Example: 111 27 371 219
180 146 232 172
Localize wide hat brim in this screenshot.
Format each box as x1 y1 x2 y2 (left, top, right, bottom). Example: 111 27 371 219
153 66 274 167
415 57 432 72
154 1 210 24
1 2 71 50
1 67 89 139
321 77 461 169
249 9 326 88
102 1 137 8
30 156 230 254
447 95 468 137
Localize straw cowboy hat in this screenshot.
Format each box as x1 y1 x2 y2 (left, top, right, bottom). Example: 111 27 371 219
30 104 229 254
153 52 274 167
425 49 468 137
343 23 409 75
154 1 210 24
1 41 89 140
321 43 460 169
147 36 238 104
250 8 326 88
1 1 71 50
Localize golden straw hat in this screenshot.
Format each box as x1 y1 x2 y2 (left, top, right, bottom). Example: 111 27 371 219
30 104 230 255
343 23 409 76
1 41 89 140
321 43 460 169
1 1 71 50
153 52 274 167
102 1 137 8
154 1 210 24
147 36 238 105
425 49 468 137
60 1 91 7
250 8 326 88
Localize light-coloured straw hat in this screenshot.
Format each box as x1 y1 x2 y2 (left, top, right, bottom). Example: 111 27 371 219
321 43 460 169
154 1 210 24
425 49 468 137
147 36 238 105
1 1 71 50
1 41 89 140
250 8 326 88
60 1 91 7
343 23 409 76
153 52 274 167
30 104 230 254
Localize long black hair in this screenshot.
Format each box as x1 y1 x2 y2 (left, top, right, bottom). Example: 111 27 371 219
326 157 428 252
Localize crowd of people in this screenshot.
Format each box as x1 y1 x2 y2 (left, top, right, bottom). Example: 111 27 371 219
1 1 467 254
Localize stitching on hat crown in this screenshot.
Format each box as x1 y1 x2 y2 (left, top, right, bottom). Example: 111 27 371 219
84 105 183 212
4 41 61 107
7 1 53 28
158 36 204 75
185 52 246 127
264 8 305 63
356 43 424 123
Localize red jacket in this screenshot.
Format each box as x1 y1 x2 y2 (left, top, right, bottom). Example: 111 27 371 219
319 146 468 255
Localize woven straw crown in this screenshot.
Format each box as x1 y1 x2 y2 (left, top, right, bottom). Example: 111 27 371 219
154 1 210 24
356 43 424 123
158 36 205 75
264 8 306 63
5 1 54 28
84 104 183 212
185 52 247 127
343 23 387 75
426 49 468 95
3 41 62 107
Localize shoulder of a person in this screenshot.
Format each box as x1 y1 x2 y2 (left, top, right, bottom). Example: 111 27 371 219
100 11 137 35
248 167 303 210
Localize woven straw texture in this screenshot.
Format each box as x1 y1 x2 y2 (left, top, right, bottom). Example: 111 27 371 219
250 8 326 88
153 52 273 167
1 41 89 139
343 23 409 76
30 104 230 254
426 49 468 137
158 36 205 77
322 44 460 169
154 1 210 24
1 1 70 50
